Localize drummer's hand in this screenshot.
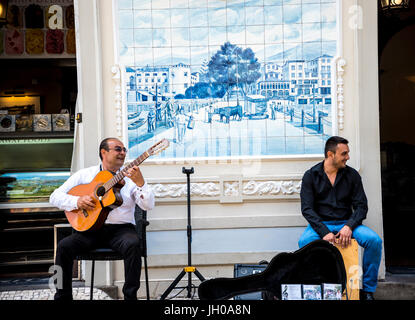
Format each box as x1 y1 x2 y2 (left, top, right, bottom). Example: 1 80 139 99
335 225 352 248
323 232 337 245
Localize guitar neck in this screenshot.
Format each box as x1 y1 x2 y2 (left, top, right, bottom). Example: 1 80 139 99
103 151 150 190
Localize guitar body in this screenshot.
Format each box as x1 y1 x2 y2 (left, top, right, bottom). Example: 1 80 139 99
198 240 346 300
65 170 123 232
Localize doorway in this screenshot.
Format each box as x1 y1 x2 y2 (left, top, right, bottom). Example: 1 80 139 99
378 4 415 272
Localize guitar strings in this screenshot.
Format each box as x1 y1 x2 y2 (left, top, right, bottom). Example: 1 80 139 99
102 152 148 191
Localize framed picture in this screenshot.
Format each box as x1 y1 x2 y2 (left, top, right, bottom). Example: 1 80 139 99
52 113 70 131
0 115 16 132
33 114 52 132
15 114 33 131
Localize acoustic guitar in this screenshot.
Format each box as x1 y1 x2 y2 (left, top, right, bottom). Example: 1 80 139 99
65 139 169 232
198 240 346 300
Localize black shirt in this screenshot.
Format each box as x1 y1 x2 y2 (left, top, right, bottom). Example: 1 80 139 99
300 161 368 238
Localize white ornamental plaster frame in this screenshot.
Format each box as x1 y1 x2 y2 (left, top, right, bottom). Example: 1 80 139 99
110 65 124 139
333 57 346 132
147 174 302 204
108 0 360 201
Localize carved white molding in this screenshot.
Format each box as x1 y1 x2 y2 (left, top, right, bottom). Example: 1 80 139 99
150 182 220 198
243 180 301 196
149 178 302 203
224 182 240 197
335 57 347 131
111 65 123 139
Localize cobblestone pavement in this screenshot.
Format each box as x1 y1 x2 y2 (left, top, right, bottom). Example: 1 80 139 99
0 287 113 300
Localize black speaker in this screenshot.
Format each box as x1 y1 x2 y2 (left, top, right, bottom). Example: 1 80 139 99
233 264 267 300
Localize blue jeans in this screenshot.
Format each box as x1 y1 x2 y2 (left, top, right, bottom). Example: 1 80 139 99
298 221 382 293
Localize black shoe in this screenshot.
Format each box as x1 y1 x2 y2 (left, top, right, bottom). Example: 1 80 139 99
54 290 73 301
360 291 375 300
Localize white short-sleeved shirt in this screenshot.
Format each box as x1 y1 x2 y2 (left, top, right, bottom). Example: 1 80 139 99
49 165 155 225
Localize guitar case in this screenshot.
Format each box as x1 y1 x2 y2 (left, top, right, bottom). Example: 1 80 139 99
198 240 347 300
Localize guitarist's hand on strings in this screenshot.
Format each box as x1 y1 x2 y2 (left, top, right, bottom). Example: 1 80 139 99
77 195 96 211
124 165 145 188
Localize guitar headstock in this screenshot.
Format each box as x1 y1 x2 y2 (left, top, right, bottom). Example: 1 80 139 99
148 138 170 156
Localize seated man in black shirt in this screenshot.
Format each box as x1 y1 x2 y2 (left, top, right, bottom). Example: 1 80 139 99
298 136 382 300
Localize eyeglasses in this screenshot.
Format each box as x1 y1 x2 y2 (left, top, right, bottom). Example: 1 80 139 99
108 146 128 153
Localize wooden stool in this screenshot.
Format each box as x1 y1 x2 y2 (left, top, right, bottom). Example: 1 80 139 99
334 239 361 300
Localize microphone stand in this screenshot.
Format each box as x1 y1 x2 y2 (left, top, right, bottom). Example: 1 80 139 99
160 167 205 300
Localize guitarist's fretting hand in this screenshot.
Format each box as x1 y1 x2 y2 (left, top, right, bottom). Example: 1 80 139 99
124 165 145 188
77 195 96 210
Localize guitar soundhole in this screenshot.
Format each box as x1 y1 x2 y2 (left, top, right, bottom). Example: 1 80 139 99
96 186 106 197
94 184 106 199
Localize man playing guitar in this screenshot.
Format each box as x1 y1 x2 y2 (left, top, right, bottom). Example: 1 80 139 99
50 137 155 300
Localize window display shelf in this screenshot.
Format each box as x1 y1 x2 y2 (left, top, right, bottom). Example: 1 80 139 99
0 133 74 171
0 131 74 140
0 202 60 211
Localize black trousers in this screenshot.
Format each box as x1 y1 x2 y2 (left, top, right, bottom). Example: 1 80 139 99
54 224 142 300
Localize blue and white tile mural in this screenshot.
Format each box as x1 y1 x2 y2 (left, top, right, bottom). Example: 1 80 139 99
117 0 338 160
